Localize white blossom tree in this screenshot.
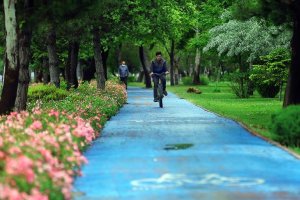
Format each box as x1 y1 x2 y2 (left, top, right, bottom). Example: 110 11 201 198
204 18 291 64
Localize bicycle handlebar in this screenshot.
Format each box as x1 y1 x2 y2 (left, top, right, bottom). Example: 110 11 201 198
151 72 168 76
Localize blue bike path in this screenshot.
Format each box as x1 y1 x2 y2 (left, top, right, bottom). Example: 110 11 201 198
73 87 300 200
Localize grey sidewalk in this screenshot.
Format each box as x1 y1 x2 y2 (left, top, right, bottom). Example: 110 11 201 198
73 87 300 200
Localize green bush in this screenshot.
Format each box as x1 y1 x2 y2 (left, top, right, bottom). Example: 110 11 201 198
128 76 136 82
250 48 289 98
182 76 193 85
257 84 280 98
270 105 300 147
28 84 68 102
200 75 209 85
228 71 251 98
28 81 127 130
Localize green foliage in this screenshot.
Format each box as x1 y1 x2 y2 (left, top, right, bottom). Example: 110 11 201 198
182 76 209 86
107 74 119 82
250 48 290 98
28 84 68 102
230 0 262 20
228 71 251 98
204 18 292 62
200 75 209 85
127 76 136 82
256 84 280 98
28 81 127 130
0 59 3 74
187 0 226 50
182 76 193 85
270 106 300 147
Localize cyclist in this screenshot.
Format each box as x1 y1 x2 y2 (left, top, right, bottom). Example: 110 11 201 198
150 51 169 102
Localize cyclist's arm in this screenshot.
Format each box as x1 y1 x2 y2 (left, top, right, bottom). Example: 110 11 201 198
150 61 154 76
163 61 169 74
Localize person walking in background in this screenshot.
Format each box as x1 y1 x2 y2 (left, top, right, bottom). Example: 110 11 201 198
119 61 130 90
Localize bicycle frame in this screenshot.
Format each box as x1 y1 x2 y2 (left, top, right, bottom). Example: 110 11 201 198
152 73 166 108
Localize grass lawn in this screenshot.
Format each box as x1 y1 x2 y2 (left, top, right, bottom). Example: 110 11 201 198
129 81 300 155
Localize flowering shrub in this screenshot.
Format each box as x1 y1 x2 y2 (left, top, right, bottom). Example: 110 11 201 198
28 84 68 102
0 81 127 199
29 80 127 131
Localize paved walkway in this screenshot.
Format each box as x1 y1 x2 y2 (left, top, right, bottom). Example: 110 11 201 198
73 87 300 200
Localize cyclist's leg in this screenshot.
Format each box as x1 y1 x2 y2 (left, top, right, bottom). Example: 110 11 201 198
161 75 167 95
153 76 159 100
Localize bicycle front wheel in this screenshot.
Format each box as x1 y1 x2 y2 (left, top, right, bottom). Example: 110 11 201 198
159 98 163 108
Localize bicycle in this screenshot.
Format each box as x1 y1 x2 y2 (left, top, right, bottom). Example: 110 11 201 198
152 72 167 108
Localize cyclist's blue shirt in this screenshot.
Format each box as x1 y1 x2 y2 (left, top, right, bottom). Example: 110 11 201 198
150 59 167 74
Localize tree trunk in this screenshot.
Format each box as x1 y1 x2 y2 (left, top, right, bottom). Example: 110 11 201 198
77 61 83 82
93 27 106 90
284 9 300 106
193 47 201 85
42 57 50 84
47 28 60 88
0 0 19 114
15 27 32 111
101 47 109 80
34 68 43 83
137 69 144 82
115 43 122 71
170 39 175 86
174 57 180 85
70 42 79 89
139 46 152 88
193 29 201 85
65 41 79 89
65 43 72 88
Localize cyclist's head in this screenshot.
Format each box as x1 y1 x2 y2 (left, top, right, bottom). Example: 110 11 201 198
156 51 162 61
122 61 126 65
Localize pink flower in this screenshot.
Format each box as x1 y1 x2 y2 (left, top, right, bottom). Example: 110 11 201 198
30 120 43 130
6 155 35 183
48 109 59 118
0 151 5 159
28 189 48 200
8 147 22 155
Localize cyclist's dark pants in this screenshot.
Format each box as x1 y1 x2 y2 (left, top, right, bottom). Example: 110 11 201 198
153 75 166 99
120 77 128 89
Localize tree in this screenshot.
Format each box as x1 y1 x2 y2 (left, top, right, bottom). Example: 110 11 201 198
204 18 290 63
231 0 300 106
204 18 291 98
14 0 33 111
187 0 229 85
0 0 19 114
156 0 195 86
279 1 300 106
250 48 290 98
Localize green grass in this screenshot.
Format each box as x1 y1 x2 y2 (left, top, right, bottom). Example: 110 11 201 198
129 81 300 155
168 83 280 136
128 82 145 87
